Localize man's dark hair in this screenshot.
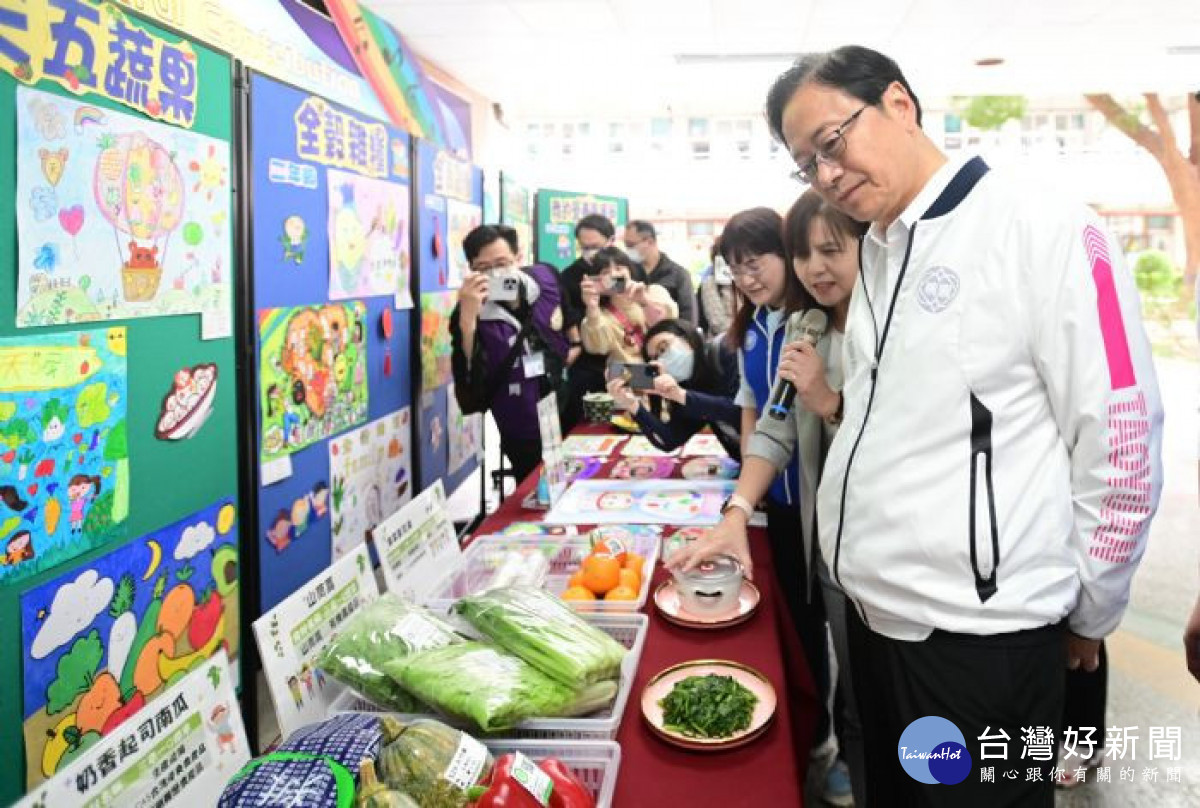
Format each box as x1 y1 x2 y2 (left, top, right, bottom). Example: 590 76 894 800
463 224 519 263
627 220 657 240
574 214 615 240
765 45 923 144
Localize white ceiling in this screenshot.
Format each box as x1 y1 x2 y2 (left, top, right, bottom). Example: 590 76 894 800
371 0 1200 117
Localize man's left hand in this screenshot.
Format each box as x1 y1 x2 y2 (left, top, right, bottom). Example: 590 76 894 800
1066 632 1102 672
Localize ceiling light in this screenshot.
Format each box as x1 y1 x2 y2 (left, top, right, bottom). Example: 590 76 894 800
974 57 1005 67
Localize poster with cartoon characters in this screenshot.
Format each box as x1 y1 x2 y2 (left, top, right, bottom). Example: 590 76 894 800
251 544 379 737
620 435 682 457
328 408 413 559
15 650 248 807
15 87 232 328
19 499 240 788
444 198 481 289
258 302 369 462
446 386 481 476
419 291 455 391
544 479 734 526
326 168 412 305
0 327 129 587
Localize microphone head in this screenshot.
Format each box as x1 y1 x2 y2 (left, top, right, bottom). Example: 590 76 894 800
799 309 829 343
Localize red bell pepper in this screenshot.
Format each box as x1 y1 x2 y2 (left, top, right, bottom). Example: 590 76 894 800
468 754 546 808
538 757 595 808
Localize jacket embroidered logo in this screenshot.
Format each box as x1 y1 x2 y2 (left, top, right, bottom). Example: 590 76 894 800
916 266 960 313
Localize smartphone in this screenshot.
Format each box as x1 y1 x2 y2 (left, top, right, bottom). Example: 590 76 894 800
610 361 658 392
598 276 627 297
488 272 521 303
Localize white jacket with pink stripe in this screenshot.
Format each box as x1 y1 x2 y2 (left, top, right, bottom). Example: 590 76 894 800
818 156 1164 642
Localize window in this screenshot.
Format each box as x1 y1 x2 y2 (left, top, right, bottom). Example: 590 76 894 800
577 122 590 137
688 117 709 138
944 113 962 134
1072 113 1086 130
1147 215 1173 230
1055 114 1069 131
651 117 673 137
716 120 732 137
687 221 716 237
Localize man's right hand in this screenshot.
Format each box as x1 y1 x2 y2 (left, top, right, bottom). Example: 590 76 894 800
667 514 754 579
458 272 489 323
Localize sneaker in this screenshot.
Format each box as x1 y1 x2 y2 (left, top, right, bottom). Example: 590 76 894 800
822 760 854 806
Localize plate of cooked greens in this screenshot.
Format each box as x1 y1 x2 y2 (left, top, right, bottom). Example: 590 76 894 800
640 659 777 750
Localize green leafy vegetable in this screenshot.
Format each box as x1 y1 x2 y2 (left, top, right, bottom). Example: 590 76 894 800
453 586 626 689
47 630 103 713
659 674 758 739
316 595 461 712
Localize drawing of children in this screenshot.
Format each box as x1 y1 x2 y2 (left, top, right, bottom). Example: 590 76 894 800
291 496 311 538
310 481 329 518
286 675 303 709
67 474 100 533
210 703 238 754
266 510 292 553
315 667 327 689
5 530 34 565
300 664 315 696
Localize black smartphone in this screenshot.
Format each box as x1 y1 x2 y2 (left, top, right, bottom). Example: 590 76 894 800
610 361 658 391
598 276 627 297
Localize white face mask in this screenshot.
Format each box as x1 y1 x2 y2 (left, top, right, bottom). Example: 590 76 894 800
581 247 600 263
626 245 643 264
657 341 695 382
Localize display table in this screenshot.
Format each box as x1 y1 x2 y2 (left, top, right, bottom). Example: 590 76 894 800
469 429 818 807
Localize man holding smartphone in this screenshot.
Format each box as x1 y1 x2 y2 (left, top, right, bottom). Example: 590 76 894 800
450 225 568 480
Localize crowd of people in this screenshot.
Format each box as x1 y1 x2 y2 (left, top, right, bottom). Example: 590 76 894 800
449 44 1168 808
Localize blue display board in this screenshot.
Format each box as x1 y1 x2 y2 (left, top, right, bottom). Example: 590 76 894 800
249 73 413 612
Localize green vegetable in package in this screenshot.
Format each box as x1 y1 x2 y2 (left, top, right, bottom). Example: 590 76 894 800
659 674 758 739
453 586 627 688
384 642 618 733
316 594 462 712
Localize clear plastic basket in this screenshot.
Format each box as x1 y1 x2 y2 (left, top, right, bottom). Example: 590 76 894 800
421 533 661 613
330 612 648 741
482 739 622 808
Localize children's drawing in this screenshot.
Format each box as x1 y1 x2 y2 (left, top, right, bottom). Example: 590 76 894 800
329 408 412 558
564 456 603 483
20 499 240 788
682 433 728 458
446 385 481 475
681 456 741 480
621 435 681 457
611 456 677 480
280 215 308 265
263 480 329 555
326 168 411 301
258 302 369 461
154 363 218 441
544 479 734 526
15 87 231 328
419 291 455 390
0 328 129 586
560 434 626 458
445 199 482 288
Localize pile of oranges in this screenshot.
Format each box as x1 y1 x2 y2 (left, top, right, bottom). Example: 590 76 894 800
561 537 645 602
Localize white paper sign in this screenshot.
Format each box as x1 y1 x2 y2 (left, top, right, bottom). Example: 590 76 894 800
329 408 414 559
537 393 568 506
447 385 483 475
18 651 248 808
376 481 462 602
251 544 380 736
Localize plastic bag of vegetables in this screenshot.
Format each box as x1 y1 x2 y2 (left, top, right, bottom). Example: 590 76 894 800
384 642 618 733
376 717 493 808
316 594 463 711
453 586 627 688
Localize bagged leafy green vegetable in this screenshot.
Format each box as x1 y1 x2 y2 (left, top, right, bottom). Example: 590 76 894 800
454 586 627 688
383 642 618 732
316 594 463 712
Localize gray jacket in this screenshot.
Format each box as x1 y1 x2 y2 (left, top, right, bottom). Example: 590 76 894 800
743 321 838 601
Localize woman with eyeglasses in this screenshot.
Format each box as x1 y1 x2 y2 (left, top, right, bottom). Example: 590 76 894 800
450 224 569 481
605 318 742 459
579 246 677 363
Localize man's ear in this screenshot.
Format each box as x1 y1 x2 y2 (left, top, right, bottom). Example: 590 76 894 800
881 81 919 130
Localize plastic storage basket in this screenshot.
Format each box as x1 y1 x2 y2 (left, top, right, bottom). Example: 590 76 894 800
482 739 621 808
331 612 648 741
421 533 661 613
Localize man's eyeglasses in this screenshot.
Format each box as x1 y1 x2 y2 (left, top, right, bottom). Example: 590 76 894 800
790 104 870 185
471 259 517 273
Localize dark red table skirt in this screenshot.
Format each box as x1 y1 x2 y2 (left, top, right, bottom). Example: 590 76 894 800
469 429 818 807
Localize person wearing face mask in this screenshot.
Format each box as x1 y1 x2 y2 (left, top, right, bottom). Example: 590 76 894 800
450 224 568 481
624 220 697 324
698 239 738 339
579 247 674 363
605 319 742 458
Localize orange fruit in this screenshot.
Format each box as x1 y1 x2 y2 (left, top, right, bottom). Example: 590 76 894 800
567 570 585 589
618 568 641 592
623 552 645 576
604 584 639 601
562 585 596 601
581 553 622 595
591 537 628 564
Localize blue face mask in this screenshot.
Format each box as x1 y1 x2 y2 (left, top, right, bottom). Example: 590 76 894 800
657 342 695 383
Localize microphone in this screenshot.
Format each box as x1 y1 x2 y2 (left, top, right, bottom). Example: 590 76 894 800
767 309 829 421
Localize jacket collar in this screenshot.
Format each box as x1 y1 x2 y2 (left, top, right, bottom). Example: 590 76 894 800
867 155 990 248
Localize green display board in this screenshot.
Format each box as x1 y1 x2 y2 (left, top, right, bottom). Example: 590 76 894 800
0 15 239 803
500 172 534 266
534 188 629 270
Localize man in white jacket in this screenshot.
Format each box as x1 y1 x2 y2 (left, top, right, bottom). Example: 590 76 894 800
675 46 1163 805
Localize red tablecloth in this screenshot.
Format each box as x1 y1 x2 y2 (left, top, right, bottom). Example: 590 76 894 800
471 432 818 807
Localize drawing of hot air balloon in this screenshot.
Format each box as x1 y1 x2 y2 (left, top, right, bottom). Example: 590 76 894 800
93 132 185 302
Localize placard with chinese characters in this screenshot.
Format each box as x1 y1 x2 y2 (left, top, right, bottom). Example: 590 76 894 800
375 481 461 602
16 650 248 808
251 543 379 736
